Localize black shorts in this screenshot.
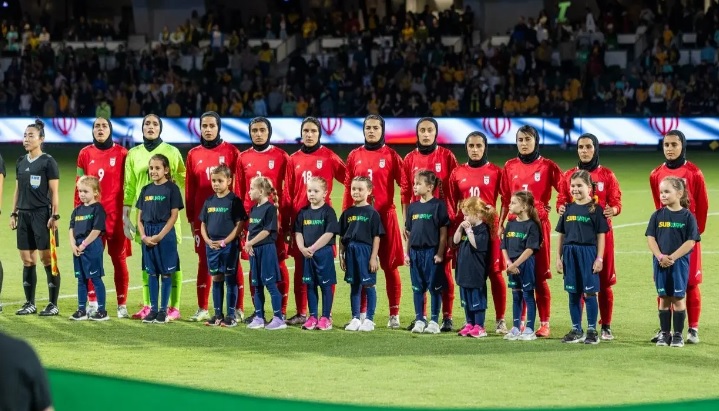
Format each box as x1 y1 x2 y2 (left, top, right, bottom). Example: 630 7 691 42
16 209 50 251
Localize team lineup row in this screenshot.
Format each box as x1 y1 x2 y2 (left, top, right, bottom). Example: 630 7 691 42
1 114 708 345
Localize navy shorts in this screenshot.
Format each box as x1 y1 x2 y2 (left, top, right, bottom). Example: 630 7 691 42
562 244 599 294
653 255 689 298
142 223 179 276
73 237 104 280
344 242 376 286
409 247 444 293
507 255 536 292
303 245 337 287
206 240 239 276
250 243 281 287
460 287 487 311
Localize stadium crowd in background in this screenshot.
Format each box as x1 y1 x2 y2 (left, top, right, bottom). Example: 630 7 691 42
1 0 719 119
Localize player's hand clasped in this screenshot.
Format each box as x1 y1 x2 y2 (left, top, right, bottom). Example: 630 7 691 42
122 206 136 240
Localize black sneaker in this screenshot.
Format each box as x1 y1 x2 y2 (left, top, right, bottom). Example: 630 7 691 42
154 310 168 323
243 312 257 324
205 314 224 326
670 333 684 347
440 318 454 332
562 328 585 343
655 331 671 346
584 328 600 345
69 309 88 321
143 310 158 323
221 315 238 328
16 302 37 315
650 329 662 343
285 314 307 325
90 310 110 321
39 303 59 316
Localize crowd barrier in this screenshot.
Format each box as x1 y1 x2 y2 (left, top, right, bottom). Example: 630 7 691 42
47 369 719 411
0 116 715 146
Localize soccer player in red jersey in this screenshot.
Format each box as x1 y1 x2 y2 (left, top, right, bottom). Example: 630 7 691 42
185 112 246 323
649 130 708 344
401 117 459 332
499 125 562 338
447 131 507 334
556 133 622 340
238 117 291 324
342 115 405 328
285 117 346 325
75 117 130 319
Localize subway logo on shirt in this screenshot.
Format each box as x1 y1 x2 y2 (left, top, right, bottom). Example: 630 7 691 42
505 231 527 239
207 207 229 213
565 215 591 223
75 214 94 221
658 221 685 228
347 215 370 223
412 213 432 220
303 219 325 226
144 195 166 202
249 218 262 224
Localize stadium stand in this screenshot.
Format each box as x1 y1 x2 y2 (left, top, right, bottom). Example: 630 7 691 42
1 0 719 118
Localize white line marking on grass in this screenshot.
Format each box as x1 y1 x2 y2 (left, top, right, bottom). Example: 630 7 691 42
550 212 719 237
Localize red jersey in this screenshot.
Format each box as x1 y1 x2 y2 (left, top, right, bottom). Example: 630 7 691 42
649 161 709 233
75 144 128 235
342 145 404 213
238 145 291 227
401 147 459 217
500 156 562 218
448 163 503 209
286 146 346 217
185 141 242 223
556 166 622 221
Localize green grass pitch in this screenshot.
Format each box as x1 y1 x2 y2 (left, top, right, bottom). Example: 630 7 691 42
0 143 718 409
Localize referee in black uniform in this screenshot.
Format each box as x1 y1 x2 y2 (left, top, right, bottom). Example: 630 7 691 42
9 120 61 316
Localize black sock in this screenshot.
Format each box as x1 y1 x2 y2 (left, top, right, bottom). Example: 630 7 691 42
45 265 60 306
673 310 686 335
22 265 37 304
0 259 4 297
659 310 671 333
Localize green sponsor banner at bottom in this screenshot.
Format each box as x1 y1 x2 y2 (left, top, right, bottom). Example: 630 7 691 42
49 369 719 411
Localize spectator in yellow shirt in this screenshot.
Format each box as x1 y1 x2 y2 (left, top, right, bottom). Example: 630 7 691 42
502 93 518 115
206 96 219 112
525 91 540 114
662 24 673 47
569 78 582 100
517 96 528 114
166 99 182 117
229 97 244 116
445 95 460 115
302 17 317 39
296 95 309 116
430 95 446 116
401 21 414 42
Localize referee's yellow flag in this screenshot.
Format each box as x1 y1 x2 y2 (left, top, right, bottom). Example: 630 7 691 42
50 228 60 276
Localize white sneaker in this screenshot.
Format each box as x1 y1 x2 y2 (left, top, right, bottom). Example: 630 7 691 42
345 318 362 331
359 312 367 321
687 328 700 344
189 308 211 322
387 315 400 329
87 302 99 317
495 319 509 334
411 320 426 333
359 319 376 332
518 328 537 341
116 305 129 319
504 326 521 341
237 310 245 322
424 321 441 334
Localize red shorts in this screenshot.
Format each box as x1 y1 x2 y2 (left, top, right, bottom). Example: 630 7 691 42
105 219 132 257
378 208 404 272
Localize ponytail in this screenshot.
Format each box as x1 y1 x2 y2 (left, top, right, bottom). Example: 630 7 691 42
661 176 691 209
513 190 543 247
570 169 596 213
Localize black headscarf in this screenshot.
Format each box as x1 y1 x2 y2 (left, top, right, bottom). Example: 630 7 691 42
577 133 600 171
416 117 438 155
466 131 488 168
663 129 687 169
363 115 386 151
92 117 114 150
142 114 163 152
200 111 223 149
249 117 272 152
516 125 540 164
300 116 322 154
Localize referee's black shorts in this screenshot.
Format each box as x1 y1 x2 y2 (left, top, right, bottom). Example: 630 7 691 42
16 208 50 251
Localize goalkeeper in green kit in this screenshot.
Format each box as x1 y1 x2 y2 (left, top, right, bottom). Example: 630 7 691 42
123 114 186 320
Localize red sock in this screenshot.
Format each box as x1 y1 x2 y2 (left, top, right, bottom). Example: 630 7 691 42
360 288 368 313
293 256 307 316
110 251 129 306
278 261 290 316
235 264 245 311
196 257 211 310
87 280 97 302
535 280 551 323
686 285 701 329
442 263 454 318
598 287 614 326
385 267 401 316
521 300 526 322
489 274 507 320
